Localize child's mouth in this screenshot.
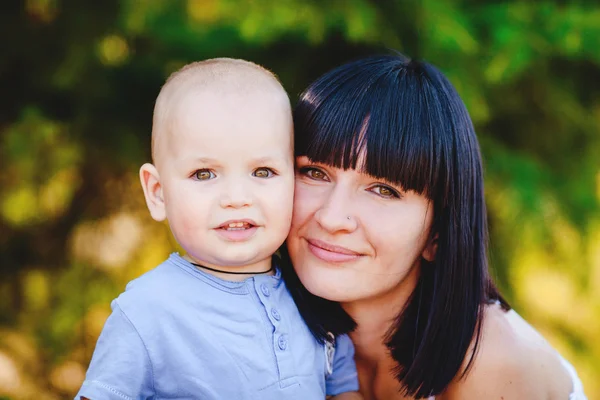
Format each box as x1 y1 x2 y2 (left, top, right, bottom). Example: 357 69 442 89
215 220 258 241
224 222 252 231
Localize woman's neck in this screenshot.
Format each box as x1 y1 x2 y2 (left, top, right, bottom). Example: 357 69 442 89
342 273 419 400
342 273 417 366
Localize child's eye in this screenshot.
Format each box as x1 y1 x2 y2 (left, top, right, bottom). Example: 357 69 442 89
299 166 329 181
253 167 276 178
368 185 401 199
194 169 216 181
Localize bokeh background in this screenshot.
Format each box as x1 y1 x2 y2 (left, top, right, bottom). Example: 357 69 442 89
1 0 599 398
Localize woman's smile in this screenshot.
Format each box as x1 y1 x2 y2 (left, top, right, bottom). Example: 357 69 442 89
305 238 364 263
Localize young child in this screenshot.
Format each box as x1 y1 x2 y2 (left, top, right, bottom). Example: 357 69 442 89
76 59 360 400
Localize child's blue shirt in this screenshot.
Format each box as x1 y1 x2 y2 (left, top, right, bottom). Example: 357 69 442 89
76 253 358 399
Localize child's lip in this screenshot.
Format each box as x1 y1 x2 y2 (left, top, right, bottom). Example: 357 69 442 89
216 218 258 229
215 225 258 242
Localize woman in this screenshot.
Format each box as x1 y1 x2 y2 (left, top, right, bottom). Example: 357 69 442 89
283 54 587 399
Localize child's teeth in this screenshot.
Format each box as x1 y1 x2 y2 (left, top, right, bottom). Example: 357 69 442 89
226 222 249 229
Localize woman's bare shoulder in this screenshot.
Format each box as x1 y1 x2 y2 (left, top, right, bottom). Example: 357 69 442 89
440 304 572 400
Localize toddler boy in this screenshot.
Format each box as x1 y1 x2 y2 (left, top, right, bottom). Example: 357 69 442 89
76 58 360 400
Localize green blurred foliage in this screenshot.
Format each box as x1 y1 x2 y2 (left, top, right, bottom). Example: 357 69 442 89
0 0 599 398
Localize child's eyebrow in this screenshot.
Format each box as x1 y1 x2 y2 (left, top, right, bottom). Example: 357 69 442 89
252 156 286 165
191 156 222 166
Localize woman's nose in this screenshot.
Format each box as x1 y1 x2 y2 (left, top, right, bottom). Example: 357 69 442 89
313 187 357 233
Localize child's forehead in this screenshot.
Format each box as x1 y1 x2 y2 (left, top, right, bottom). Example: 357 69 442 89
162 131 293 171
152 58 291 165
174 84 285 114
158 89 292 167
165 67 291 131
164 61 287 104
169 86 291 136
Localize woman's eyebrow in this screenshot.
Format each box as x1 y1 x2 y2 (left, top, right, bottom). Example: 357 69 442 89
363 173 405 188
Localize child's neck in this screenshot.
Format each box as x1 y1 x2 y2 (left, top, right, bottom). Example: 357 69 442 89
183 254 275 282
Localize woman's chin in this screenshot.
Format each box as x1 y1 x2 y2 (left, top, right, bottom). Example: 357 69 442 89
297 266 357 302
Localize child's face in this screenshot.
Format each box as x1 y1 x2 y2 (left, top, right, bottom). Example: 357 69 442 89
156 88 294 270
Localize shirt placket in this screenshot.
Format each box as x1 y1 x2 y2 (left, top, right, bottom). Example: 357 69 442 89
254 276 297 388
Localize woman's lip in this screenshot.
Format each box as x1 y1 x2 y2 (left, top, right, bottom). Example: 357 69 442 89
307 239 361 255
306 238 362 263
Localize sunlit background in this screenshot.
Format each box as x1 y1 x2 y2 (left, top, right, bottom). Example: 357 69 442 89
1 0 599 398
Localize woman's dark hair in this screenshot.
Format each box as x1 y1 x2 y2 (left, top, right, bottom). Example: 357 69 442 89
282 53 509 398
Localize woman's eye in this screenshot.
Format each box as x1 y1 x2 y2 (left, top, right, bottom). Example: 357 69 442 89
299 167 328 181
194 169 216 181
253 167 275 178
370 185 400 199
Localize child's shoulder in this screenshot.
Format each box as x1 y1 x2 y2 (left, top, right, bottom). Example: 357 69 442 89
113 254 197 312
123 255 179 288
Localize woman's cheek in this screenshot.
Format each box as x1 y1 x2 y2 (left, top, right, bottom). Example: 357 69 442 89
293 185 318 220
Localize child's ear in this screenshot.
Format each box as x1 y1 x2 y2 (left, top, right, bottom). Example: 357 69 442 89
422 232 438 262
139 163 166 222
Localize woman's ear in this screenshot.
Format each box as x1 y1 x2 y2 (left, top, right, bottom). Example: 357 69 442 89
422 233 438 262
139 163 167 221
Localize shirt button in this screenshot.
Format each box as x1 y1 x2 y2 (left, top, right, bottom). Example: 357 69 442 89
260 284 270 297
278 335 287 350
271 308 281 321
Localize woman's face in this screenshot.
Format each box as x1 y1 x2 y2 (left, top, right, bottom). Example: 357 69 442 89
287 156 436 303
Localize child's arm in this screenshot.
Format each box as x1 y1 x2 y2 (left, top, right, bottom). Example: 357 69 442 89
325 334 362 399
75 302 154 400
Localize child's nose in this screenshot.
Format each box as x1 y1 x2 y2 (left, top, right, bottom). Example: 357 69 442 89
219 180 253 209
